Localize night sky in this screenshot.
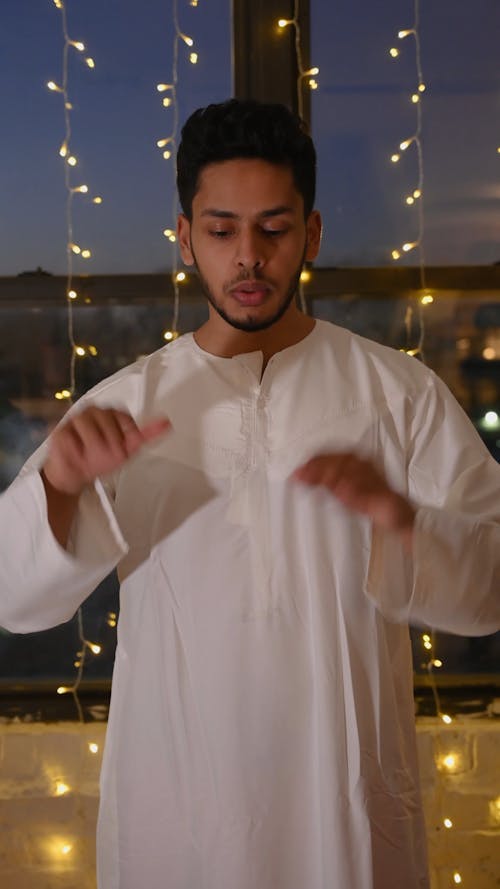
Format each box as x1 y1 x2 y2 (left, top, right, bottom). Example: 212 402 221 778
1 0 499 275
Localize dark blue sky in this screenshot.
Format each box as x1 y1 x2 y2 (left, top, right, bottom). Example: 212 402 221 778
1 0 499 275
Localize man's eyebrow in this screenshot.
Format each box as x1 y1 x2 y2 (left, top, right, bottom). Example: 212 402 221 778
199 205 295 219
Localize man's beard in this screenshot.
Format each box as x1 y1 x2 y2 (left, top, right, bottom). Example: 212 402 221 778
189 242 307 333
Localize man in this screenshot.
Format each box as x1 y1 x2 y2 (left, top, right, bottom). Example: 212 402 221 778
1 99 499 889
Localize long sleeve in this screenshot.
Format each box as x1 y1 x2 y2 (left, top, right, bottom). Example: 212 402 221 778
364 371 500 635
0 437 128 635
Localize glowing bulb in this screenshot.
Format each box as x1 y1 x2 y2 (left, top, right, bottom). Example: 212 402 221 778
190 0 199 5
75 346 86 357
70 244 81 254
418 83 426 92
305 67 320 76
88 643 101 654
59 142 68 157
164 330 174 341
93 196 103 204
444 818 453 829
411 94 420 104
423 640 432 650
433 659 443 667
163 229 177 242
157 84 173 92
181 34 194 47
47 81 62 92
421 294 434 305
68 290 77 299
402 242 417 252
483 347 496 360
423 634 431 642
163 97 172 107
52 0 63 8
55 392 64 400
189 53 198 64
88 346 98 356
57 686 71 695
85 58 95 69
67 156 77 166
163 150 172 160
400 139 412 151
309 79 319 90
176 271 186 283
392 250 401 260
89 743 99 754
484 411 499 427
55 782 70 796
453 874 462 885
391 154 400 163
71 41 85 51
441 714 453 724
73 185 88 193
398 29 414 39
81 249 91 259
300 269 311 283
389 48 400 58
61 844 73 856
157 138 172 148
413 189 421 198
406 197 415 205
443 754 457 770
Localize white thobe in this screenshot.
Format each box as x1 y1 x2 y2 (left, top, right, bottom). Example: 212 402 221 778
1 319 500 889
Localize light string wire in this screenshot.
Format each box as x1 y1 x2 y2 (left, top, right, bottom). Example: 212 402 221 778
389 0 432 362
390 8 464 878
159 0 200 342
47 0 105 726
278 3 319 314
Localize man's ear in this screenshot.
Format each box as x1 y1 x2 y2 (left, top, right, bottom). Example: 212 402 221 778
177 214 195 266
305 210 322 262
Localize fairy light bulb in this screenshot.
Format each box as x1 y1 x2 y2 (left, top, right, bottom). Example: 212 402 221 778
70 41 85 51
163 97 173 107
189 53 198 64
181 34 193 47
402 242 417 252
300 269 311 283
89 743 99 754
392 250 401 260
81 249 91 259
59 141 68 157
433 659 443 667
400 139 413 151
93 196 102 204
157 138 172 148
441 714 453 724
163 150 172 160
398 29 414 39
75 346 86 356
411 94 420 104
67 155 77 166
175 271 186 283
418 83 426 92
444 818 453 829
70 243 81 254
308 79 318 90
73 185 88 193
389 48 400 58
278 18 292 28
47 80 62 92
453 874 462 885
163 229 176 242
391 154 400 163
421 294 434 305
68 290 77 299
55 782 70 796
85 57 95 69
88 642 101 655
442 754 457 770
157 83 173 92
406 196 415 205
61 844 73 856
164 330 174 341
57 686 70 695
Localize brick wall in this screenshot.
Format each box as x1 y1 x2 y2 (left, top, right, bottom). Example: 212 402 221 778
1 718 499 888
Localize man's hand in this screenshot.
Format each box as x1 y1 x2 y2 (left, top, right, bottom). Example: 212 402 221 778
42 406 171 496
292 453 415 551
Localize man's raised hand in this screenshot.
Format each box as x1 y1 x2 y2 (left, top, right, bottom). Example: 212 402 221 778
42 406 171 496
292 452 415 550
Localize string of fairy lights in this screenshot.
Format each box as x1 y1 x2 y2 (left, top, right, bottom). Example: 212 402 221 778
45 0 105 734
388 0 433 361
277 1 320 312
160 0 201 342
388 5 468 883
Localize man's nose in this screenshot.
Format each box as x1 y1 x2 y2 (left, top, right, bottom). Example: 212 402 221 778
234 230 265 271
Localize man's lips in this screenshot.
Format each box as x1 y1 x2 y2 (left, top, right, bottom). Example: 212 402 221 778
230 282 271 306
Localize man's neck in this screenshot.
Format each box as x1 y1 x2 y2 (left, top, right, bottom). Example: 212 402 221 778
194 306 316 364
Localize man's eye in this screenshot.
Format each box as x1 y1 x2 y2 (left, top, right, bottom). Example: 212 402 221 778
210 230 231 239
263 229 286 237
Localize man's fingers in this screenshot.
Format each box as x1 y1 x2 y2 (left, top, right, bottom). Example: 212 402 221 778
140 418 171 442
